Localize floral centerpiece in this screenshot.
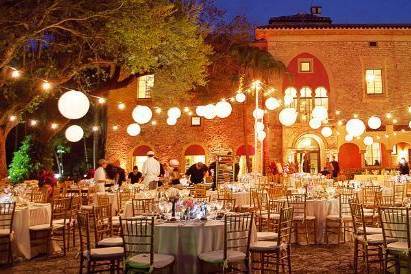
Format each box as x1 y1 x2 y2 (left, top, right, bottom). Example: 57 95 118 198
165 187 180 218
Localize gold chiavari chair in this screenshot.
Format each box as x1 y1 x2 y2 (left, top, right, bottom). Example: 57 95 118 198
67 195 81 250
77 212 123 274
217 188 233 200
256 200 285 241
286 193 317 245
0 202 16 264
378 207 411 273
93 205 123 248
217 198 236 211
194 196 211 203
30 187 47 203
376 195 395 207
350 202 384 273
193 185 207 198
199 213 254 273
250 207 294 273
406 182 411 197
131 198 155 216
96 194 110 207
51 197 71 256
393 183 406 206
266 184 285 200
251 188 269 231
117 191 132 214
120 216 174 273
325 193 357 244
52 187 62 200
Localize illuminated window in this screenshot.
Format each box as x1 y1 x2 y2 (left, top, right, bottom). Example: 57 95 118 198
137 74 154 99
314 87 328 109
284 87 298 108
299 60 312 73
299 87 312 121
365 142 381 166
365 69 383 94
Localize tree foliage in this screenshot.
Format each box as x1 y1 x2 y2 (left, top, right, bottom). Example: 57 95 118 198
8 136 33 184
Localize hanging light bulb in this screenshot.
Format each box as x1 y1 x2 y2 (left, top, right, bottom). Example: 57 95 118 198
309 118 321 129
50 123 59 130
345 134 353 142
10 69 21 79
98 98 106 104
166 117 177 125
215 101 232 118
30 120 38 127
235 92 246 103
321 127 332 137
112 125 119 131
41 81 52 91
253 108 264 119
132 105 153 124
255 121 265 132
9 115 17 122
92 126 99 132
127 123 141 136
279 108 297 126
265 97 280 110
345 118 366 137
167 107 182 119
363 136 374 146
367 116 381 129
257 130 266 141
118 103 126 110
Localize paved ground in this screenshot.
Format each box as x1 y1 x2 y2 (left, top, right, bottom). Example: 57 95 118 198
0 243 381 274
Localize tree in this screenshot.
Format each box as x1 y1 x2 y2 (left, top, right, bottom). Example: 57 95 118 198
8 136 33 184
0 0 212 177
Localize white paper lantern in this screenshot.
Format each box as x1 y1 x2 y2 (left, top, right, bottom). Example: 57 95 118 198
409 121 411 129
265 97 280 110
127 123 141 136
283 94 294 106
345 134 353 142
235 93 246 103
167 107 181 119
196 106 206 117
312 106 328 121
253 108 265 119
279 108 297 126
309 118 322 129
166 117 177 125
255 121 265 132
257 130 266 141
321 127 333 137
368 116 381 130
65 125 84 142
58 90 90 119
204 104 216 119
363 136 374 146
346 118 366 137
215 101 232 118
132 105 152 124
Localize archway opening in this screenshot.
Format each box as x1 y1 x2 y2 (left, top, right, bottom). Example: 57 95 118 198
132 145 153 171
338 143 361 170
236 144 255 177
393 142 411 166
294 136 320 174
184 144 206 170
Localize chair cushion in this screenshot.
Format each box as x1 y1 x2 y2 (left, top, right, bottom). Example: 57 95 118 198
98 237 123 247
53 219 66 225
257 231 278 241
0 229 11 237
268 213 280 220
326 214 352 221
127 253 174 269
293 215 316 221
198 250 246 264
29 224 51 231
84 247 124 259
357 234 384 244
250 241 280 251
358 227 382 235
112 216 120 226
387 241 411 253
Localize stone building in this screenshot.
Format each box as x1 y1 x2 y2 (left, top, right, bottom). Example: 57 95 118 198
106 7 411 175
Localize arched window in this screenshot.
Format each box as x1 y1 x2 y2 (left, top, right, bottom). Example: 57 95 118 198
365 143 381 166
184 145 206 170
284 87 297 109
315 87 328 109
299 87 312 121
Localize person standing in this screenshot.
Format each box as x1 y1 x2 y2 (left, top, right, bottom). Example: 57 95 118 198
94 159 108 192
128 166 142 184
185 162 208 185
330 156 340 178
302 154 310 173
141 151 161 189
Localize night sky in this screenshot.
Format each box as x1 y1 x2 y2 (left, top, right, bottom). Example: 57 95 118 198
217 0 411 26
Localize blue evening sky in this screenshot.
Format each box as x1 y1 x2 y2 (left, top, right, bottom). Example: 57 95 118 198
216 0 411 25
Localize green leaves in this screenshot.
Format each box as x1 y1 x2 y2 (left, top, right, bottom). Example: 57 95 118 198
8 136 33 184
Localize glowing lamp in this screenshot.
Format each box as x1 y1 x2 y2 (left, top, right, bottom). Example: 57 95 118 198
321 127 332 137
132 105 152 124
255 121 265 132
167 107 181 119
257 130 266 141
345 118 366 137
283 94 294 106
58 90 90 119
312 106 328 121
196 106 206 117
363 136 374 146
253 108 264 119
204 104 216 119
345 134 353 142
265 97 280 110
215 101 232 118
235 92 246 103
368 116 381 130
309 118 321 129
279 108 297 126
127 123 141 136
166 117 177 125
65 125 84 142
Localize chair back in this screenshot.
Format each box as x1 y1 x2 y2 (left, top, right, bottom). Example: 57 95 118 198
286 194 307 220
0 202 16 234
349 202 368 242
93 205 114 243
217 198 236 211
118 191 132 212
223 213 253 260
379 207 411 250
131 198 155 216
77 212 93 254
31 187 47 203
266 185 284 199
120 216 154 265
393 183 405 205
194 184 207 198
96 194 110 207
376 195 395 207
339 193 357 218
362 186 381 207
52 197 71 223
194 196 211 203
277 207 294 246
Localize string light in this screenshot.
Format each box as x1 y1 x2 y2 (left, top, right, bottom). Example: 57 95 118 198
112 125 119 131
118 103 126 110
9 115 17 122
335 110 341 115
10 69 21 79
337 120 344 126
386 113 392 119
151 120 157 126
393 119 398 124
50 123 59 130
408 106 411 113
188 111 193 116
353 114 358 118
92 126 99 132
41 81 52 91
155 108 162 114
98 98 106 104
183 107 190 113
30 120 38 127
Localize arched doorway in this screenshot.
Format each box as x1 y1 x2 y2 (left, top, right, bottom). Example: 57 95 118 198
236 144 255 176
393 142 411 166
184 144 206 170
294 136 321 174
338 143 361 169
132 145 153 171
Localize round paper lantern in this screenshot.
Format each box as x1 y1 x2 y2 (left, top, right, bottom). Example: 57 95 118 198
368 116 381 130
127 123 141 136
309 118 321 129
196 106 206 117
283 94 294 106
58 90 90 119
312 106 328 121
255 121 265 132
321 127 333 137
235 93 246 103
265 97 280 110
167 107 181 119
363 136 374 146
65 125 84 142
257 130 266 141
204 104 216 119
253 108 264 119
132 105 152 124
345 134 353 142
166 117 177 125
346 118 366 137
279 108 297 126
409 121 411 128
215 101 232 118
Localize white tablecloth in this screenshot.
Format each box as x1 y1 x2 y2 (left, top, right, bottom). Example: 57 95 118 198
207 191 250 207
94 192 119 214
13 203 52 259
305 199 339 244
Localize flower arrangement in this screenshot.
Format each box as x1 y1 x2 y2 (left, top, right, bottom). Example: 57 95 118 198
37 170 57 188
